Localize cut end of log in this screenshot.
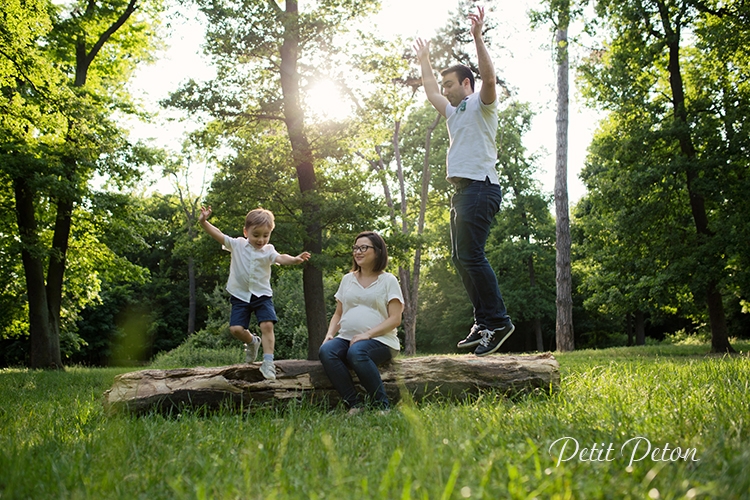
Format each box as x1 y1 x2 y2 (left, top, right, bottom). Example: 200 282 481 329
103 354 560 415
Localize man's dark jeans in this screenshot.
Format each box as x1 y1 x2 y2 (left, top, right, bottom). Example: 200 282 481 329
450 178 510 330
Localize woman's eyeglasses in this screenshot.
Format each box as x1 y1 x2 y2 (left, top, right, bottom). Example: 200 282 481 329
352 245 374 253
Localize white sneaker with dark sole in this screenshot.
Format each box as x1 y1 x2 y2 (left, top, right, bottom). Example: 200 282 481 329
244 335 261 363
259 359 276 380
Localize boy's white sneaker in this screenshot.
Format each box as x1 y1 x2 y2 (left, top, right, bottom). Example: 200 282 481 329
244 335 261 363
259 359 277 380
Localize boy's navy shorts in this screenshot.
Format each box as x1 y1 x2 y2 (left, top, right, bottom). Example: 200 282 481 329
229 295 278 328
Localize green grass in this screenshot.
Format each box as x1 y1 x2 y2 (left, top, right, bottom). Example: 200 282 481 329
1 343 749 499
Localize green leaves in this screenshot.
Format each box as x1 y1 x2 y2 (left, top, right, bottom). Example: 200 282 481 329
575 0 750 342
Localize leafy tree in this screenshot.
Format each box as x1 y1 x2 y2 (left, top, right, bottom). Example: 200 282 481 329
1 0 163 367
161 145 213 337
578 0 750 351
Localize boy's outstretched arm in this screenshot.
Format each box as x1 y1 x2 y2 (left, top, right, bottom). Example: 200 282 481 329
275 252 311 266
198 206 226 245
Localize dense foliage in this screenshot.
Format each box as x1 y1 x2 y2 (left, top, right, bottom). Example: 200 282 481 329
2 0 749 367
575 0 750 352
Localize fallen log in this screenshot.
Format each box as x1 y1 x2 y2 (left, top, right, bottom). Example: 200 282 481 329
103 353 560 414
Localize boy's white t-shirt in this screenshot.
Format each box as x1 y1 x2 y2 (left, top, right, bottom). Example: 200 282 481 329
334 272 404 351
444 92 499 184
222 235 279 302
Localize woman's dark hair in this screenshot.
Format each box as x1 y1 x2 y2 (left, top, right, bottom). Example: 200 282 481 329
351 231 388 273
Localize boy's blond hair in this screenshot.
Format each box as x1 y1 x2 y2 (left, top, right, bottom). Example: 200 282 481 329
245 208 275 231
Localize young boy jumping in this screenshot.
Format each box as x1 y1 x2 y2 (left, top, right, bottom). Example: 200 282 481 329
198 206 310 380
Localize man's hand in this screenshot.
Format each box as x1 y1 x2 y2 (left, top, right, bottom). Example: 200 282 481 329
413 37 431 62
469 5 497 105
469 6 486 40
198 206 212 224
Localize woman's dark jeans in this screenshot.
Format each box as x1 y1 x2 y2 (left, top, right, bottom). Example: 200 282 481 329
318 337 392 409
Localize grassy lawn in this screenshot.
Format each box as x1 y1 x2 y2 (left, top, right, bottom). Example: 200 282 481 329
1 343 749 499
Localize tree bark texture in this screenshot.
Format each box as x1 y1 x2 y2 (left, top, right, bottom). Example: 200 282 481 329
279 0 327 358
554 24 574 352
104 354 560 414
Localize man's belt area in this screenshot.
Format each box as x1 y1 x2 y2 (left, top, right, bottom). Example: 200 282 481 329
450 177 490 191
450 177 475 190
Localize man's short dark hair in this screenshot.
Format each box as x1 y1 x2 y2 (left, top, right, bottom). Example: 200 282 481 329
441 64 475 91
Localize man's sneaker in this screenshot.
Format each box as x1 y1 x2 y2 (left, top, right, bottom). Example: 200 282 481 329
457 324 486 349
259 359 277 380
474 322 515 357
244 335 261 363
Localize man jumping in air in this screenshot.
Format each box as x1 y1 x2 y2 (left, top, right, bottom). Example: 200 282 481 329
415 6 514 356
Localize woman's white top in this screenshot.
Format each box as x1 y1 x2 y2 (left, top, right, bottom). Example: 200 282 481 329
334 272 404 351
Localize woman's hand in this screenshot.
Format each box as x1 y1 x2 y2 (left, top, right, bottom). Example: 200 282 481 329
349 332 370 345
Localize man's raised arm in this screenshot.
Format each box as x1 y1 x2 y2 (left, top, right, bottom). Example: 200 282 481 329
414 38 449 117
470 7 497 106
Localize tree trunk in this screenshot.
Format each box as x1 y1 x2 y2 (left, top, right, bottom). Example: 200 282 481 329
626 313 633 346
280 0 327 359
527 255 544 352
14 176 59 369
399 267 416 354
400 114 441 355
656 1 733 353
185 202 197 336
554 21 574 352
533 318 544 352
392 119 417 354
706 281 731 352
43 189 73 368
635 310 645 346
104 353 561 414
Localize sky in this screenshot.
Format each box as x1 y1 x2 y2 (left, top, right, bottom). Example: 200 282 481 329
128 0 601 203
